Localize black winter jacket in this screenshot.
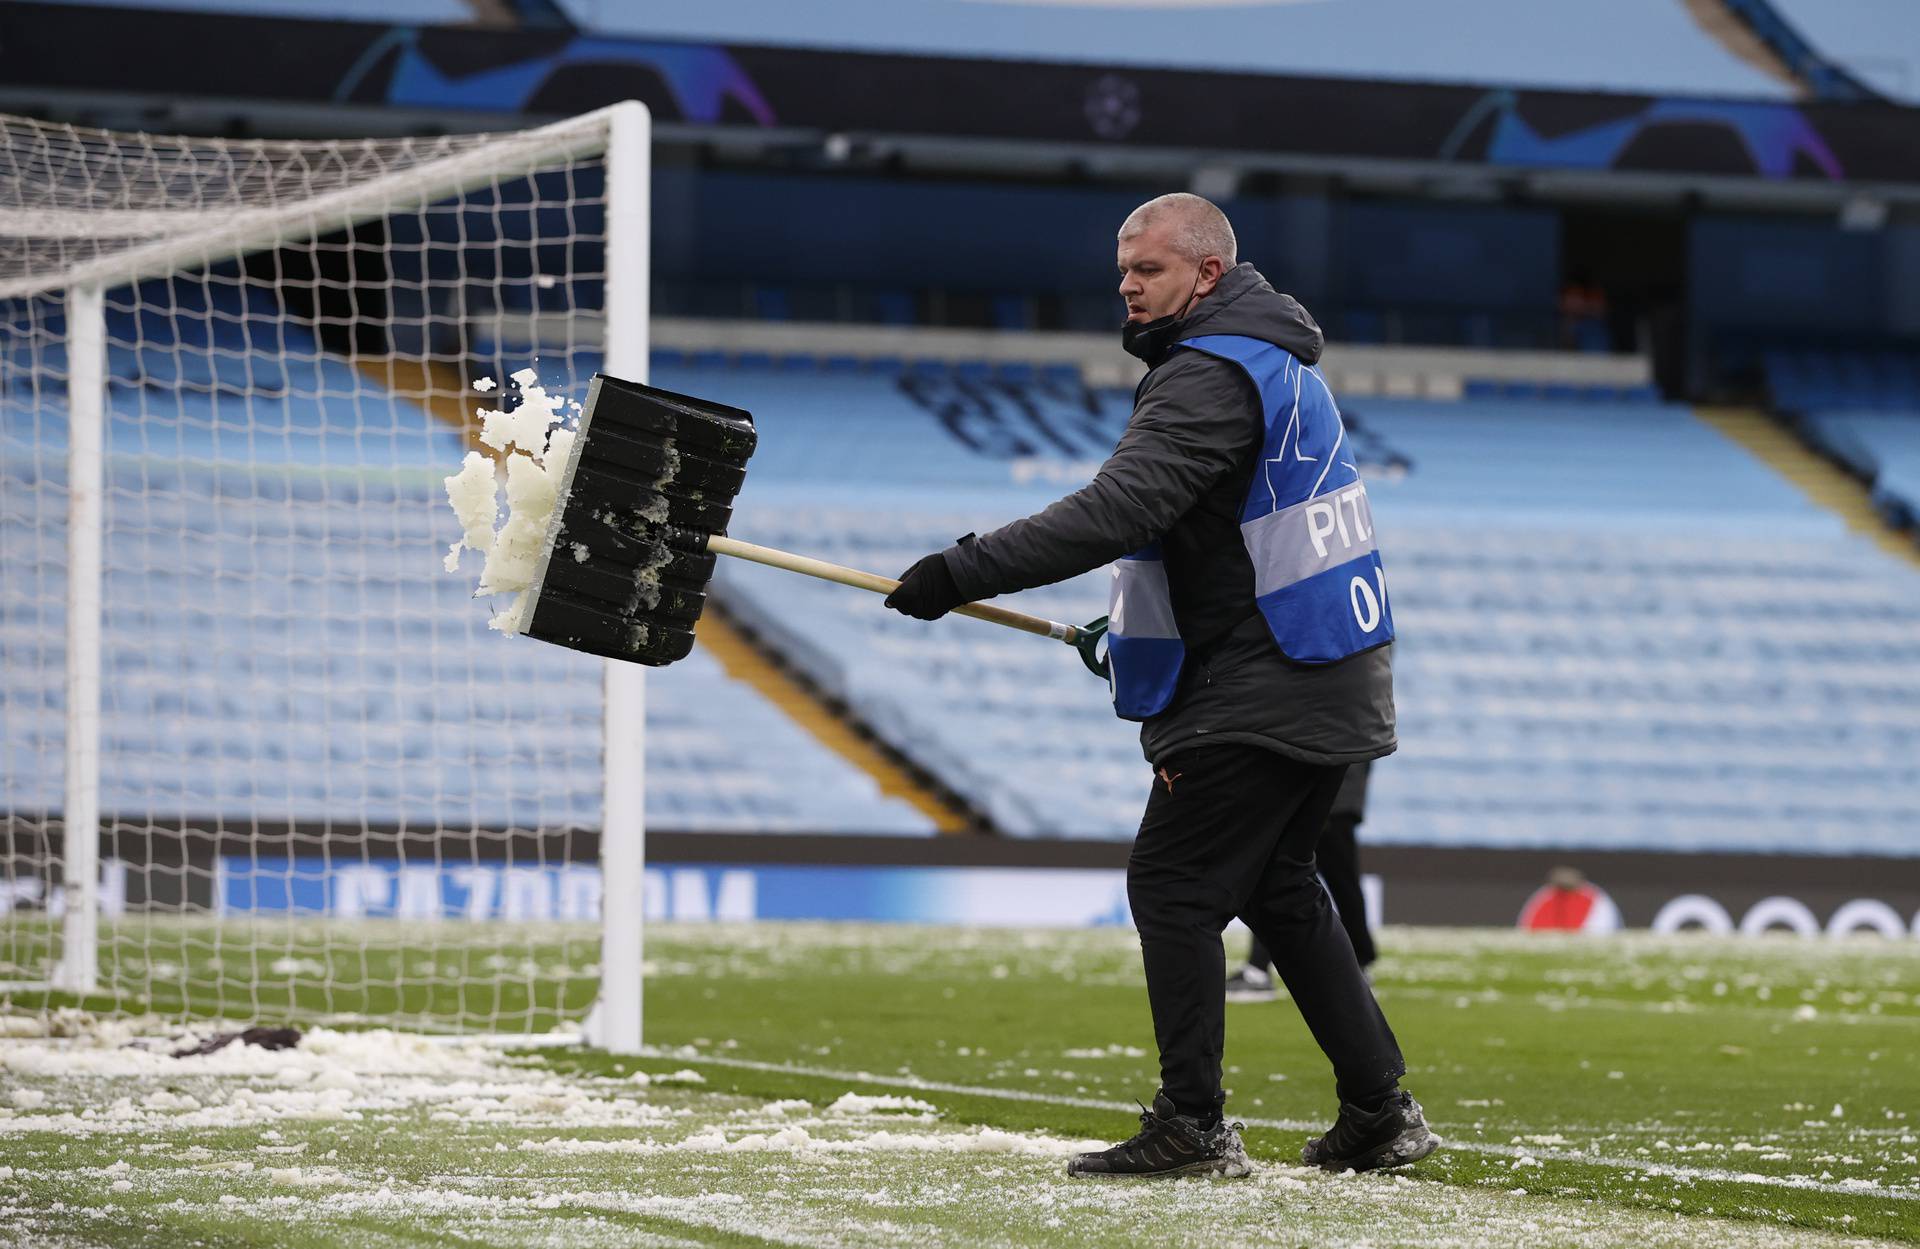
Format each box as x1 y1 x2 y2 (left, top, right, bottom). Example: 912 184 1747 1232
942 263 1395 768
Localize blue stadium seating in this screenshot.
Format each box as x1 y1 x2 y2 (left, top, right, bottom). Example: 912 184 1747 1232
0 301 933 836
1769 348 1920 525
17 302 1919 852
1466 378 1659 404
1767 349 1920 414
647 358 1920 854
1799 410 1920 529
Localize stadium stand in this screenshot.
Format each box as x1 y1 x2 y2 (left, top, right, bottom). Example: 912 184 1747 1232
0 286 934 835
1765 349 1920 414
15 281 1912 848
1794 411 1920 530
1765 349 1920 530
642 354 1920 855
584 0 1800 100
69 0 1919 105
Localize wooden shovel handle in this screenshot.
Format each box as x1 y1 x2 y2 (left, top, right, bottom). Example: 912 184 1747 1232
707 535 1086 644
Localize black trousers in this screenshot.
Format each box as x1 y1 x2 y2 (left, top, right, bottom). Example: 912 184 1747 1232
1249 811 1376 969
1129 744 1405 1114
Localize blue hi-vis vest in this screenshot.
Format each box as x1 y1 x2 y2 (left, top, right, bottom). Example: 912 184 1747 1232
1106 334 1394 720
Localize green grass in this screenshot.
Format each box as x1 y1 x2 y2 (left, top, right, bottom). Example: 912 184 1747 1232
2 921 1918 1247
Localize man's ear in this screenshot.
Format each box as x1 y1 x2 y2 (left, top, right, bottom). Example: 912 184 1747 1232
1195 255 1229 298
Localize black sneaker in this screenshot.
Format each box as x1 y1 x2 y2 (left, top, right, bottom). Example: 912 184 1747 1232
1067 1093 1253 1179
1301 1091 1439 1172
1225 965 1277 1003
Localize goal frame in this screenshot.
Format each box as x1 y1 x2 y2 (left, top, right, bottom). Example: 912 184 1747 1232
14 100 651 1054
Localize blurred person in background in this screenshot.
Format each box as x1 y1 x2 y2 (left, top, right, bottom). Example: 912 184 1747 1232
1558 269 1610 352
1228 760 1377 1001
884 193 1434 1180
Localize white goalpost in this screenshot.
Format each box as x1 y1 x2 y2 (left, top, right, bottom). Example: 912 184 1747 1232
0 102 650 1051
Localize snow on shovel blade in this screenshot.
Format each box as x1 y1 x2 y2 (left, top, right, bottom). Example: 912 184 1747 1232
510 373 756 666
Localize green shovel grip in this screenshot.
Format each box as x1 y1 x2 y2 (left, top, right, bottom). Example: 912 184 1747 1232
1073 616 1110 679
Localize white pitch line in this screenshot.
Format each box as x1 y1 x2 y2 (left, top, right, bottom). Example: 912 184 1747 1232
648 1051 1920 1204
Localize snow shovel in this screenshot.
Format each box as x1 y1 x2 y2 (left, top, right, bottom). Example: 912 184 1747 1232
504 373 1110 675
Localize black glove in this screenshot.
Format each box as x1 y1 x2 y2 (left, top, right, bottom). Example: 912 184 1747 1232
884 551 966 620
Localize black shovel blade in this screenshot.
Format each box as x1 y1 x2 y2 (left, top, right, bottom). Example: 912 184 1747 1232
516 373 756 667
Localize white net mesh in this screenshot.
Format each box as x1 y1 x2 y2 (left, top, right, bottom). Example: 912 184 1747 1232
0 110 629 1034
0 123 490 293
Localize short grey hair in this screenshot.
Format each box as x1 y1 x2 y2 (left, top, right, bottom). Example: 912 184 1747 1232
1119 193 1237 266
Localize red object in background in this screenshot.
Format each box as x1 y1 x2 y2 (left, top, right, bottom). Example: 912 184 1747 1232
1518 868 1622 932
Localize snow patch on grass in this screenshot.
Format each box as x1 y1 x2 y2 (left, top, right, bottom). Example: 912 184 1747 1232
826 1092 938 1118
0 1027 673 1137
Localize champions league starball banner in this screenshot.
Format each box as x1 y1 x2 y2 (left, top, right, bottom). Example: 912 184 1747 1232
7 3 1920 185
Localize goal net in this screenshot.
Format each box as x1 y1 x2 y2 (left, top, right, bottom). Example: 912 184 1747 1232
0 104 650 1046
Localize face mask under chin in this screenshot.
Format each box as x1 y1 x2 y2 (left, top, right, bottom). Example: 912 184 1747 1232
1120 272 1204 365
1120 313 1181 364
